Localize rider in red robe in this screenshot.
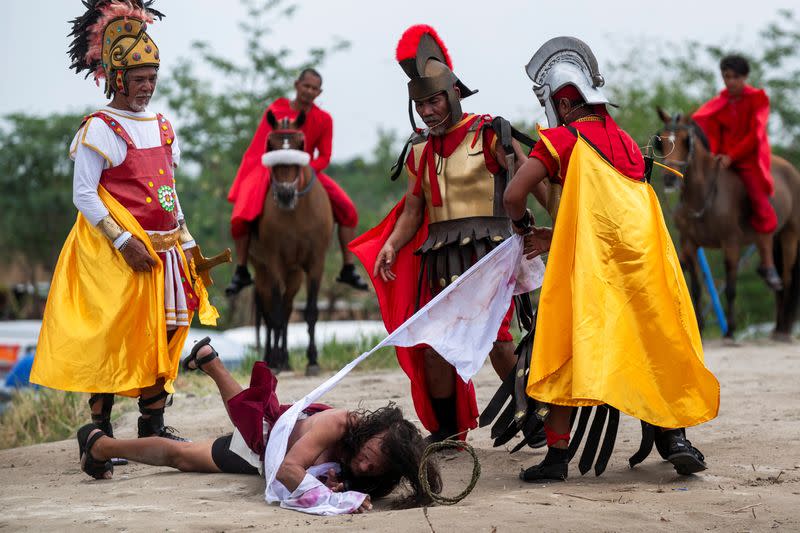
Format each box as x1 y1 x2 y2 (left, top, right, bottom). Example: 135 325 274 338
693 54 782 290
226 68 368 294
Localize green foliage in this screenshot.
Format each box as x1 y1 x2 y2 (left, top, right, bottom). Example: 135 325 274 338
0 112 88 279
0 388 134 449
604 9 800 332
607 9 800 163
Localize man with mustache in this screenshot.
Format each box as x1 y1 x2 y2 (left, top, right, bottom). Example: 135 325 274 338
350 25 535 443
31 1 217 464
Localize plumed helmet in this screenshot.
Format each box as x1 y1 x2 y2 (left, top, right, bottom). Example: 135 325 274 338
395 25 477 131
525 36 614 127
68 1 165 98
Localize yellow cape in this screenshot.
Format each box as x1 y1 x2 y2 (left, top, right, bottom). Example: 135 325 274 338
30 186 218 397
527 136 719 428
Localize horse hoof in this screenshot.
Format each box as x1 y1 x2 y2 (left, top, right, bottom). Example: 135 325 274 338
770 332 794 343
722 336 741 347
305 364 321 377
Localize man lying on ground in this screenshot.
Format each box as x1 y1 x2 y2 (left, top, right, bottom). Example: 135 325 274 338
76 338 441 514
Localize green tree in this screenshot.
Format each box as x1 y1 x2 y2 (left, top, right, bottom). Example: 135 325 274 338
157 0 350 323
0 112 88 284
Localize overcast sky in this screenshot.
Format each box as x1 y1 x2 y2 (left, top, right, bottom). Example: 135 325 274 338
2 0 796 160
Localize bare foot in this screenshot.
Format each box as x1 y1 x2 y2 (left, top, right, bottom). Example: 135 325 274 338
81 428 113 480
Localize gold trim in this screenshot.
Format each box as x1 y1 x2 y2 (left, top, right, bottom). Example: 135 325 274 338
445 113 475 134
536 124 562 181
101 109 158 122
81 141 113 168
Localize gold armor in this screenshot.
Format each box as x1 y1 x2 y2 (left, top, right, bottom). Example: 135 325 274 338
409 122 497 223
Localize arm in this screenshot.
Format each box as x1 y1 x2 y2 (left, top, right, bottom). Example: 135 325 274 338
504 157 549 222
373 177 425 282
275 411 370 514
310 113 332 173
72 136 155 272
498 139 549 208
727 95 768 163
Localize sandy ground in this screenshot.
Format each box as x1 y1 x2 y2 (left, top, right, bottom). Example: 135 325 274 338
1 341 799 532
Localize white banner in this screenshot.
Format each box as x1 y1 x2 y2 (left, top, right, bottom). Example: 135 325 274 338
264 235 545 506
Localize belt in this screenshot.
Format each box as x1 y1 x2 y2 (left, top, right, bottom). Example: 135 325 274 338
147 228 182 252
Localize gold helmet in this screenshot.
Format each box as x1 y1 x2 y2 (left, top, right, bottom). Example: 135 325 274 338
68 1 164 98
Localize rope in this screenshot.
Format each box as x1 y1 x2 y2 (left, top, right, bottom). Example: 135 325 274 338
418 439 481 506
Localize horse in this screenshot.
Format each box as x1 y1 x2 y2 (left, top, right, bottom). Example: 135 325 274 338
250 110 333 375
654 108 800 341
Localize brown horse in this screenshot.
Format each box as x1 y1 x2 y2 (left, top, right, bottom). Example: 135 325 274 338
655 108 800 340
250 110 333 375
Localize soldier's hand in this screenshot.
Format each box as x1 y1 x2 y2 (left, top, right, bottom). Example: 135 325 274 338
374 243 397 282
717 154 732 169
120 237 157 272
523 226 553 259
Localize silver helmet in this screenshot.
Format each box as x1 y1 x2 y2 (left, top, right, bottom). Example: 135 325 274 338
525 36 613 127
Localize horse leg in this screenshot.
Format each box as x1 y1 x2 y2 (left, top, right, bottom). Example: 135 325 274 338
773 230 799 340
722 244 740 339
280 271 303 372
680 242 704 332
304 276 321 376
265 282 285 371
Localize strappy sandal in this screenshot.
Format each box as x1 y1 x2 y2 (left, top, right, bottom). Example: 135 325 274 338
77 423 113 480
181 336 219 372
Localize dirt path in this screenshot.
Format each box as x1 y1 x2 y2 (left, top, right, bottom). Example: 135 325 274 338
1 342 799 532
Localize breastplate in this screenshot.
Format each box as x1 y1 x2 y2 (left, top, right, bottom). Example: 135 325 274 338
412 132 496 223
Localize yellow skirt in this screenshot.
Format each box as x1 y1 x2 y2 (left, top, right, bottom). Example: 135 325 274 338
30 186 215 397
527 137 719 428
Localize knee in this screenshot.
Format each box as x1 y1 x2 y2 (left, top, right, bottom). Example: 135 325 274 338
423 349 447 372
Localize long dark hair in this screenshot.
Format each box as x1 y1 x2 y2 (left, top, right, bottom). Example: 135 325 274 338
338 404 441 508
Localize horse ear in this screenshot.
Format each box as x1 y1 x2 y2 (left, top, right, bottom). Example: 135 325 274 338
266 109 278 129
656 106 671 124
295 111 307 128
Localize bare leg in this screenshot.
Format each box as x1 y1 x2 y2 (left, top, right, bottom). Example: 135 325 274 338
91 431 220 473
545 405 573 449
423 348 455 398
488 341 515 379
188 345 243 422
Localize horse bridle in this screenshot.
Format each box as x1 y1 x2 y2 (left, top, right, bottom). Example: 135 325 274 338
657 118 720 220
267 128 315 210
271 168 316 210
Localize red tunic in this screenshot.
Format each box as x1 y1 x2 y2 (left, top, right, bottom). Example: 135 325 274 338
350 114 510 438
530 112 645 183
87 111 198 311
693 86 776 233
227 98 357 237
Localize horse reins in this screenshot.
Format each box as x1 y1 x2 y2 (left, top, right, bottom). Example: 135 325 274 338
660 120 721 220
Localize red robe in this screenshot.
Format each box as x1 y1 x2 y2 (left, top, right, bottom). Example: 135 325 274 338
228 98 358 236
530 111 644 182
692 86 774 231
349 114 500 436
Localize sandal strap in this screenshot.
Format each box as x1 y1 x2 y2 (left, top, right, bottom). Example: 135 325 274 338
138 391 172 416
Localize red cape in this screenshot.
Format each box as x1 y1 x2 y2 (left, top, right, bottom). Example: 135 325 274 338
693 86 772 192
349 198 478 437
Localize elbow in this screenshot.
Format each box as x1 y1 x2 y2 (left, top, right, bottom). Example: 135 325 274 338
503 187 521 215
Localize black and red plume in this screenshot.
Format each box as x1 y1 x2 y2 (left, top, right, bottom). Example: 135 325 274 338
67 0 165 79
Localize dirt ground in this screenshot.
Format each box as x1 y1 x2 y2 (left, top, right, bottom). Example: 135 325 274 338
1 341 799 532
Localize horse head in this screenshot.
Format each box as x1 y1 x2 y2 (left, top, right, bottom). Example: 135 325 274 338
262 109 310 210
654 107 700 191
